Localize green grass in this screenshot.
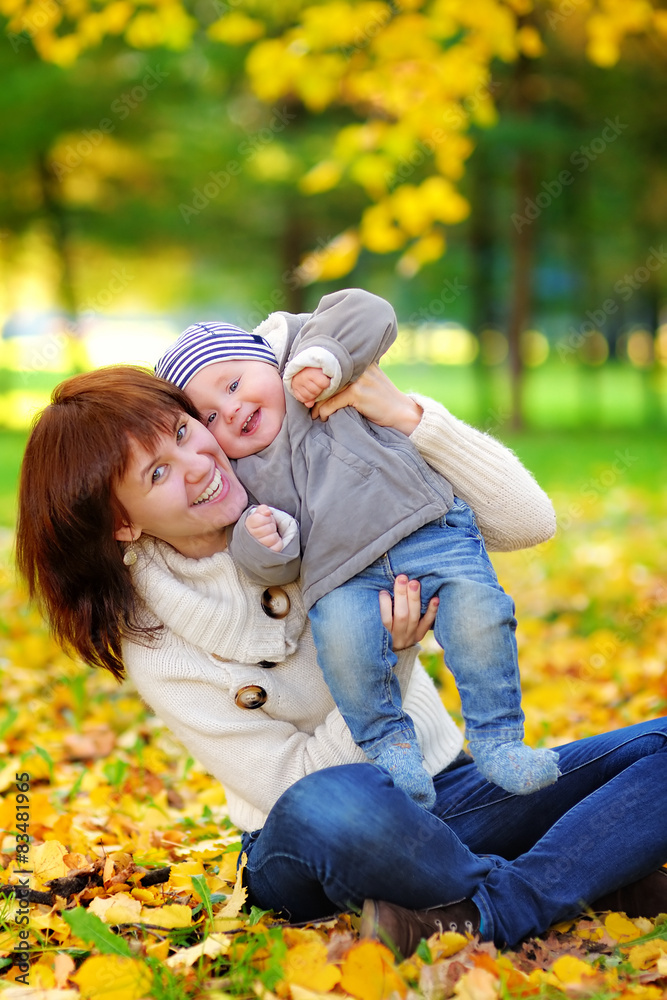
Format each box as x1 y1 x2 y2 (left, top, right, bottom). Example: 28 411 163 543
499 428 664 495
383 359 667 430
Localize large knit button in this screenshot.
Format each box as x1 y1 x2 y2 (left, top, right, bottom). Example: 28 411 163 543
235 685 267 709
258 660 277 669
261 587 290 619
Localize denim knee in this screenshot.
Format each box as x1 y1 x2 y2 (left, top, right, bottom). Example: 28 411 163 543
266 765 396 846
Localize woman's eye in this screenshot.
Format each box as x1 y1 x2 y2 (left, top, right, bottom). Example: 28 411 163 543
206 412 217 426
229 379 240 393
176 423 187 442
152 464 167 484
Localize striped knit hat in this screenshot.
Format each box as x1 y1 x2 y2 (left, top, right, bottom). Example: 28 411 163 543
155 322 278 390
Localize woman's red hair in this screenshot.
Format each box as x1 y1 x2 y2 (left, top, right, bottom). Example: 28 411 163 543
15 366 199 680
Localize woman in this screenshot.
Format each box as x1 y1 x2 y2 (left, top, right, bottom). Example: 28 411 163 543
16 364 667 955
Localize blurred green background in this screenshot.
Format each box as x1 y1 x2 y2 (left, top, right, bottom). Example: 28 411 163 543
0 1 665 527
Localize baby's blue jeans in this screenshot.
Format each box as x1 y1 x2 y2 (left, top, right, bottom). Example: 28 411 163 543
309 498 523 756
241 719 667 946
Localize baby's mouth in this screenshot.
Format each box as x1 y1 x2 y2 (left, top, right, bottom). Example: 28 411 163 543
241 409 260 435
193 468 224 505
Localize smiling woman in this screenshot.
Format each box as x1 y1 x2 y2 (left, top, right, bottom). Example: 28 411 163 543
15 365 247 676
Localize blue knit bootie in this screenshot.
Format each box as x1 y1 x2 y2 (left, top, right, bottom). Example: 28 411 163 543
368 739 436 810
468 739 560 795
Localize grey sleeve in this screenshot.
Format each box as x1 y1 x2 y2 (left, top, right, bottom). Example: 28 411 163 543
289 288 398 385
228 507 302 586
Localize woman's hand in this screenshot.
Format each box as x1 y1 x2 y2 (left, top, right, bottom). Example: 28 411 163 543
380 575 439 650
311 364 423 436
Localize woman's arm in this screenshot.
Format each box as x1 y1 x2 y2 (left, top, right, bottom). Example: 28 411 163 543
313 365 556 552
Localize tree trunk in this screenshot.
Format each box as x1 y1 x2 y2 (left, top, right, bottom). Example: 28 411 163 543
37 151 78 321
506 53 535 431
281 203 306 314
507 152 534 430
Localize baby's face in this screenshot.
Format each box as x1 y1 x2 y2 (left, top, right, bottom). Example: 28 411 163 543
186 359 286 459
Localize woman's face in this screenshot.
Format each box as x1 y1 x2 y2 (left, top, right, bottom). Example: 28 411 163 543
114 412 248 558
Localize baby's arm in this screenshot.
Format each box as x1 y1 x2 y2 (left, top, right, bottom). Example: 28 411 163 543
229 505 301 586
284 288 397 404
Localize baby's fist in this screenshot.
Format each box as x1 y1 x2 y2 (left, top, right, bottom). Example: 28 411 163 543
246 505 283 551
291 367 332 407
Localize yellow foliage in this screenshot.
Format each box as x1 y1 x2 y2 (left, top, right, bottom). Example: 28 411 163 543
397 230 446 277
391 184 433 236
103 2 134 35
298 231 361 282
32 839 68 887
281 939 342 992
349 154 394 198
420 175 470 223
89 891 143 924
208 12 265 45
246 38 300 103
428 930 469 958
604 911 643 942
292 53 348 112
549 954 597 987
72 955 152 1000
168 859 206 887
628 939 667 970
360 202 406 253
340 940 406 1000
517 24 545 57
140 902 193 928
300 1 392 50
299 160 343 194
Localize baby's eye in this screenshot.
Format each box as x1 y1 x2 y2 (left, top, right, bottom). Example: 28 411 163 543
152 464 167 484
229 379 240 393
206 412 217 426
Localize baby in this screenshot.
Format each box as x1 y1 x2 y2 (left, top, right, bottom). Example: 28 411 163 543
156 288 559 808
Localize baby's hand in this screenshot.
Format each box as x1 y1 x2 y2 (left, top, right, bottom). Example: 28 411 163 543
291 367 332 407
246 505 283 551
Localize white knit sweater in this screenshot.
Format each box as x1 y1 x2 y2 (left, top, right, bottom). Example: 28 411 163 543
123 397 555 833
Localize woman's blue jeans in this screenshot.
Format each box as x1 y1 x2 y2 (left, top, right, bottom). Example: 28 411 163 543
241 718 667 947
309 500 523 754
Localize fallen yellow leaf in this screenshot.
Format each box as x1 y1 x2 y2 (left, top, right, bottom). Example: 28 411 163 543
281 939 341 992
550 954 597 987
167 859 206 887
32 840 68 886
72 954 152 1000
216 852 248 918
429 930 469 959
340 940 406 1000
88 892 142 925
139 902 192 928
627 940 667 970
605 911 642 942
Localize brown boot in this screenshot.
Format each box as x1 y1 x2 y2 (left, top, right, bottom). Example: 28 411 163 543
589 868 667 919
360 897 480 958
